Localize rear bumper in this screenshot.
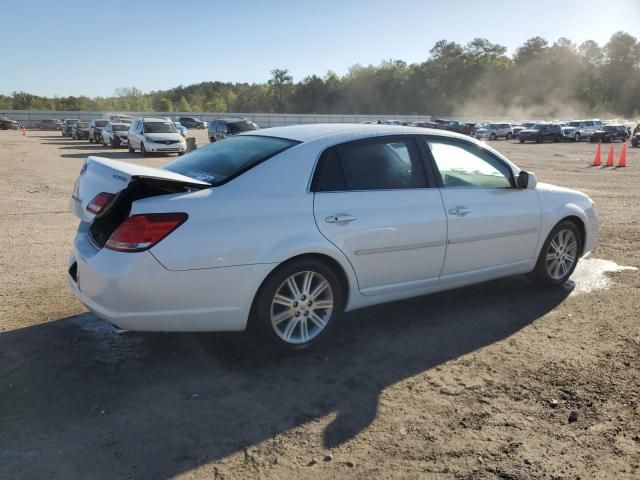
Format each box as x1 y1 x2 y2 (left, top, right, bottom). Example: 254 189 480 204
68 223 275 332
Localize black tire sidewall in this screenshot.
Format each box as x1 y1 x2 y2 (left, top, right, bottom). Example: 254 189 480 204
252 259 345 352
531 221 582 286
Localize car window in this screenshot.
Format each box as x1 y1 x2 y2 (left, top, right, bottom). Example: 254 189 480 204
143 121 176 133
312 149 346 192
163 135 298 186
424 138 512 189
228 121 259 134
314 137 425 191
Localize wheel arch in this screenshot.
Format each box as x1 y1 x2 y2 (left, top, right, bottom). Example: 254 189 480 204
561 215 587 256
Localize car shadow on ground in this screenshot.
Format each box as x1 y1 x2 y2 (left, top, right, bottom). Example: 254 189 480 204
0 276 572 479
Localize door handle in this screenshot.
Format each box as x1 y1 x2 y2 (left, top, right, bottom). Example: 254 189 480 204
448 206 471 216
325 214 357 224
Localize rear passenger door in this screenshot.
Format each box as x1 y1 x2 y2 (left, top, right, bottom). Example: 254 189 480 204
313 136 447 295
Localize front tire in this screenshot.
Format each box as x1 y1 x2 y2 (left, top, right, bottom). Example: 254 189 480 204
530 221 581 287
489 133 496 141
574 133 580 142
506 132 513 140
140 143 147 156
252 258 344 352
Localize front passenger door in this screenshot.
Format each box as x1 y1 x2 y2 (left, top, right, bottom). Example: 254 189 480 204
422 137 541 278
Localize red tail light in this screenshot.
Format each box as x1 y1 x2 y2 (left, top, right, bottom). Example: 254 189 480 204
87 192 115 214
105 213 188 252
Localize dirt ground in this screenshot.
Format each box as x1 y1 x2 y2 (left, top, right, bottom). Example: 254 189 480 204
0 129 639 480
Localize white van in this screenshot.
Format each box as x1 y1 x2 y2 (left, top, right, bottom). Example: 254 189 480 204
127 117 186 156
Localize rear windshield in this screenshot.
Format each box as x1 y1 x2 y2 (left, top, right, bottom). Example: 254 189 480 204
228 121 258 134
163 135 298 185
113 124 128 131
144 121 177 133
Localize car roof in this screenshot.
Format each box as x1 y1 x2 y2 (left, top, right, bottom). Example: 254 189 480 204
244 123 474 143
138 117 173 122
215 117 250 123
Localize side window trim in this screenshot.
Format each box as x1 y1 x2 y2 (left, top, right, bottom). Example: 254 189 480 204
311 134 431 193
419 135 516 189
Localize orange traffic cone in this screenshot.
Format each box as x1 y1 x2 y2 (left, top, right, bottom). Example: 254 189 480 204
21 127 26 136
605 143 615 167
592 142 601 166
618 142 627 167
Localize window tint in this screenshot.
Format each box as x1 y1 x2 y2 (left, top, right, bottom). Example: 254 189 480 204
228 121 259 134
312 149 345 192
424 138 512 189
163 135 298 186
314 137 425 191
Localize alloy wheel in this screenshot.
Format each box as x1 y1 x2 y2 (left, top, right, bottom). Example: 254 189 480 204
270 271 334 345
545 229 578 280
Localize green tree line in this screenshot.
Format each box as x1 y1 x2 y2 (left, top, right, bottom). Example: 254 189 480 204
1 32 638 117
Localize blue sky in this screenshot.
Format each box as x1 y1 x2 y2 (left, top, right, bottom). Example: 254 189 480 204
2 0 638 97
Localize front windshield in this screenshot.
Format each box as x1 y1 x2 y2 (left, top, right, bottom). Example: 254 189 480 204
78 122 90 127
228 121 259 134
66 119 79 125
532 124 547 130
568 121 582 126
112 124 128 132
95 120 108 127
163 135 298 185
144 121 177 133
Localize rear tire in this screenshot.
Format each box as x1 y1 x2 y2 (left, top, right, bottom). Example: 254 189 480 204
251 258 345 352
529 220 582 287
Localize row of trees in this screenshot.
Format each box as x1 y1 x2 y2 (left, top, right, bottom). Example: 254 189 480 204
2 32 639 118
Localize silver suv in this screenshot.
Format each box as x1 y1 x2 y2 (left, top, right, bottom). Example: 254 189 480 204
474 123 513 140
563 119 602 142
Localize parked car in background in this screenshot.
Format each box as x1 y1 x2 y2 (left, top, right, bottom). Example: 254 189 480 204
178 116 206 129
127 117 186 155
512 122 535 137
631 130 640 147
474 123 513 140
101 122 130 148
173 121 188 137
62 119 80 137
412 121 442 129
590 125 629 143
518 123 562 143
67 124 598 351
107 114 133 124
208 117 259 142
0 116 20 130
39 119 62 130
89 119 109 144
72 121 91 140
562 119 602 142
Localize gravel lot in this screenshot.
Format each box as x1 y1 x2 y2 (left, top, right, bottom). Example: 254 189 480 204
1 130 639 480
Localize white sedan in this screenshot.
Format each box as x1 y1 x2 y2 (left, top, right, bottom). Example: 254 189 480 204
68 124 598 351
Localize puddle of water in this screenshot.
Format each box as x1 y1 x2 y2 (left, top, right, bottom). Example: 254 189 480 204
571 258 637 294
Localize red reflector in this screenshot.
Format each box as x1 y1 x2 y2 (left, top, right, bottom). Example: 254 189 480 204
87 192 115 214
105 213 188 252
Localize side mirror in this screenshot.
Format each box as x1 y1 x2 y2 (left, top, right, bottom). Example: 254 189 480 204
517 171 536 189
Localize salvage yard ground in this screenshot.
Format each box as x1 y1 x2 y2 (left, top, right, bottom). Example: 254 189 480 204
0 130 639 480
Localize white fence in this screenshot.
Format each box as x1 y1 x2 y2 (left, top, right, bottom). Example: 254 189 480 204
1 110 432 128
